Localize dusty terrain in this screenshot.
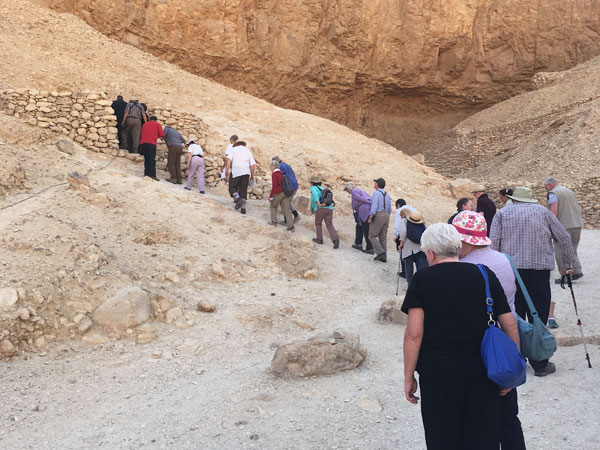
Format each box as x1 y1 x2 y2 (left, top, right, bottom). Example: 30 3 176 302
34 0 600 152
0 1 599 449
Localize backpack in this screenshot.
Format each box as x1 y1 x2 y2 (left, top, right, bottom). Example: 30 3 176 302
319 187 334 206
281 174 294 197
406 221 426 244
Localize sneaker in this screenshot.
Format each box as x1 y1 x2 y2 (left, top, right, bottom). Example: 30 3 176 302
234 197 243 210
374 253 387 263
333 239 340 249
240 208 246 215
362 248 374 255
534 362 556 377
548 318 559 329
572 273 584 281
166 178 177 184
351 244 363 251
286 227 295 232
269 221 277 227
199 191 205 194
293 215 301 224
184 187 191 191
398 272 406 279
312 238 323 244
151 176 159 181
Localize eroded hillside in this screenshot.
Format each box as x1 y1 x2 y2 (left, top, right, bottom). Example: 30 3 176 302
34 0 600 152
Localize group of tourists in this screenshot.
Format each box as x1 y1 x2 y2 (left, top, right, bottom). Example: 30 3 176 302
401 180 585 450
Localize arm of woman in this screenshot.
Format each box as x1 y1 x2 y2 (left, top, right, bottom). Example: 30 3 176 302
403 307 424 404
497 312 519 348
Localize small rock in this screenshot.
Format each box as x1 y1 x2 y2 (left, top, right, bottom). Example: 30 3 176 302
67 171 90 189
151 350 163 359
292 320 316 331
56 139 76 155
303 269 318 279
82 332 109 345
211 262 226 278
0 339 17 357
77 317 93 334
356 395 383 413
197 300 216 313
136 323 157 345
165 271 180 283
165 306 184 324
93 286 151 330
249 434 259 440
378 299 407 325
0 288 19 310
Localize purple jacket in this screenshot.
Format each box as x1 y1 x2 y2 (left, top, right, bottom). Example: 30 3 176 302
351 188 372 224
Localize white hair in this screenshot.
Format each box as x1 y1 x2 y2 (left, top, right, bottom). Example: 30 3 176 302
421 223 462 258
544 176 558 186
270 160 280 169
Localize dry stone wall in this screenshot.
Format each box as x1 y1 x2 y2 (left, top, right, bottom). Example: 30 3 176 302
0 87 274 198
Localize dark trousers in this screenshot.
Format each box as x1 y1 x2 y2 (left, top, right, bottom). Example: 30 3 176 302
420 376 501 450
514 269 551 371
500 388 526 450
229 174 250 199
404 251 428 285
167 145 183 183
315 208 339 242
116 121 124 148
354 222 372 250
140 143 156 177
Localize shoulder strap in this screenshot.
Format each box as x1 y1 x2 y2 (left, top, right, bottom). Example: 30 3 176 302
503 253 539 317
382 190 386 210
476 264 495 323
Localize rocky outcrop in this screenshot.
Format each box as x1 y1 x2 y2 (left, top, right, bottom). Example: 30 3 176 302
39 0 600 152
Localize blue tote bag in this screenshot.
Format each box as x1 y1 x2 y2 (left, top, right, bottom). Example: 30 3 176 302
476 264 527 389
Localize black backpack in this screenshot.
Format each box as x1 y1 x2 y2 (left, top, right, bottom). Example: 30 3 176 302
281 174 294 197
406 221 426 244
319 187 334 206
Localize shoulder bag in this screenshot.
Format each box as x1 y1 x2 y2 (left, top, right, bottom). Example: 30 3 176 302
476 264 527 389
504 254 557 361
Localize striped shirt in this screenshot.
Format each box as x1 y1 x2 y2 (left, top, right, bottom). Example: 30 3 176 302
490 202 574 271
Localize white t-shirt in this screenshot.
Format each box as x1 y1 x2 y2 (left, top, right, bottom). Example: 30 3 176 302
228 145 256 178
225 143 234 160
188 143 204 156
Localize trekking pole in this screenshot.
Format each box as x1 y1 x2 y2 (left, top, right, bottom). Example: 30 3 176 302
561 274 593 368
396 253 402 296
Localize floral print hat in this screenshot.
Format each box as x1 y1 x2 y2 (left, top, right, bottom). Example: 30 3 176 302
451 210 491 246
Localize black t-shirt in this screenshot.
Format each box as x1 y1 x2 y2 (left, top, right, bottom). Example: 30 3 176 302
401 262 510 380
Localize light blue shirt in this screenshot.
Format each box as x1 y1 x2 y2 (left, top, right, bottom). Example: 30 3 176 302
370 189 391 215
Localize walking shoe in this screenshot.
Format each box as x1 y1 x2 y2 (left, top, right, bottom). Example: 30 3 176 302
293 215 301 224
351 244 363 251
166 178 177 184
286 227 295 232
312 238 323 244
362 248 374 255
184 187 191 191
269 221 277 226
235 197 243 210
333 239 340 249
151 176 159 181
548 318 559 329
572 273 584 281
200 191 205 194
240 208 246 215
176 180 183 185
534 362 556 377
374 253 387 262
398 272 406 279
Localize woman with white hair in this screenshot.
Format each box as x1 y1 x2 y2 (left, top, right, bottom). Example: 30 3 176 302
401 223 519 450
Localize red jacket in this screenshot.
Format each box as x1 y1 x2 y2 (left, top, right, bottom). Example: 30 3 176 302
270 170 283 198
139 120 165 146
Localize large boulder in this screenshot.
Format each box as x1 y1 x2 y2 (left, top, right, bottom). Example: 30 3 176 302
271 330 367 378
93 286 151 330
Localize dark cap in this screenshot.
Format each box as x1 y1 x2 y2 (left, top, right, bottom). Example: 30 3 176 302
230 135 238 142
373 178 386 188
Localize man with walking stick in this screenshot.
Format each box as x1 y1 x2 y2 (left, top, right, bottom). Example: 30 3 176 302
491 186 574 377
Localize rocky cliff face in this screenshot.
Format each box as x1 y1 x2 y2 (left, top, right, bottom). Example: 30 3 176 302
41 0 600 152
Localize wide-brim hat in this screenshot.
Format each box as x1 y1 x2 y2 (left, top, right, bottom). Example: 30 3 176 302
508 186 538 203
130 97 138 102
186 139 197 145
343 182 355 192
407 210 424 224
452 211 492 246
310 176 321 184
471 184 486 193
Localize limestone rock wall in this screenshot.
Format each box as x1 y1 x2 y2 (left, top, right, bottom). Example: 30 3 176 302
39 0 600 152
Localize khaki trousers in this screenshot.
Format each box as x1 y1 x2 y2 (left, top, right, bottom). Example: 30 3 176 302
271 192 294 227
315 208 338 242
123 117 142 153
554 227 582 275
369 211 390 256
